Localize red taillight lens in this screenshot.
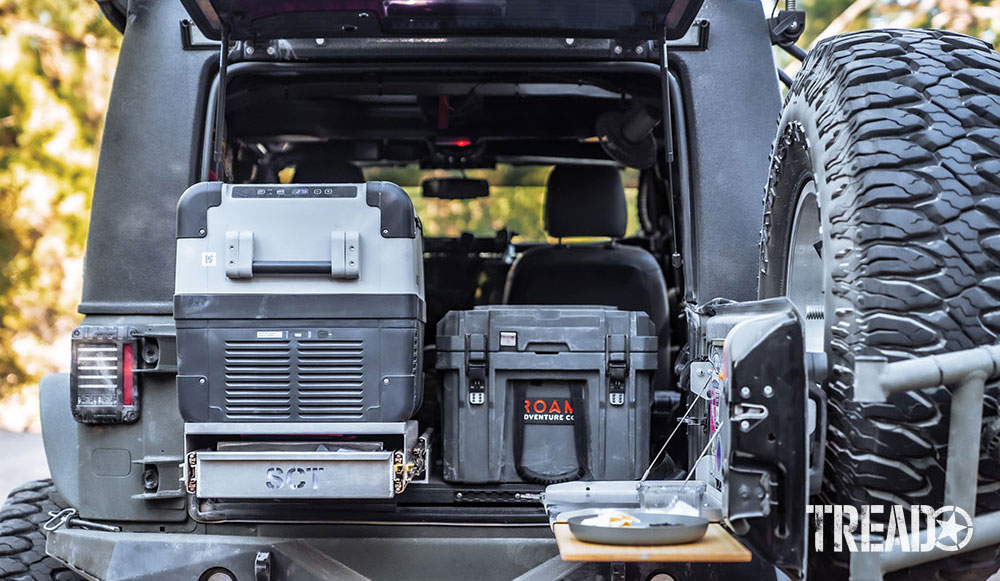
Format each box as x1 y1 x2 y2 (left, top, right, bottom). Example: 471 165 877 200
70 326 140 424
122 342 135 406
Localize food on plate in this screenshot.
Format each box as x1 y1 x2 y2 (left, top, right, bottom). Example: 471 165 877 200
580 510 641 528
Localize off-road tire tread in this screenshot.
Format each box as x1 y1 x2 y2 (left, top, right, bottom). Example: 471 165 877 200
761 29 1000 579
0 480 80 581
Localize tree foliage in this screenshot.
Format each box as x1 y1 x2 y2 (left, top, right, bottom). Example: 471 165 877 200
0 1 119 397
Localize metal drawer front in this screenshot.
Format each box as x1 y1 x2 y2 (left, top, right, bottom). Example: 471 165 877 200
194 450 395 499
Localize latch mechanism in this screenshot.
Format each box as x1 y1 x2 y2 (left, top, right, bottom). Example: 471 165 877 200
607 334 630 406
184 451 198 494
392 434 429 494
768 6 806 47
465 333 487 405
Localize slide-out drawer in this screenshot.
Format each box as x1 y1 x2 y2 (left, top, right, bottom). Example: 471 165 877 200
194 450 395 499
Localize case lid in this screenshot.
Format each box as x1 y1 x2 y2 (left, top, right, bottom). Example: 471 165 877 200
436 305 656 353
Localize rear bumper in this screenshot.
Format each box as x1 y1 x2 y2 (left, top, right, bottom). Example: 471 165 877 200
46 525 564 581
45 525 786 580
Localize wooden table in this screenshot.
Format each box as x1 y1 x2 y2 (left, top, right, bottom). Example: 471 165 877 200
553 522 752 563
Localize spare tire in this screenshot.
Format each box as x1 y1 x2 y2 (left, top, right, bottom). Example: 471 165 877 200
0 480 80 580
759 29 1000 578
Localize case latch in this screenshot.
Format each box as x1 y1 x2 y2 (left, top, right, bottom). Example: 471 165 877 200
607 334 629 406
465 334 488 405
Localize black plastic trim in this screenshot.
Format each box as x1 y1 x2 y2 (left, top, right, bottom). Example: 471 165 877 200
176 182 222 239
174 293 426 321
366 181 418 239
95 0 126 33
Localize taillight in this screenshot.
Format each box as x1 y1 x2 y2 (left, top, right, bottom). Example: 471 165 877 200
70 326 140 424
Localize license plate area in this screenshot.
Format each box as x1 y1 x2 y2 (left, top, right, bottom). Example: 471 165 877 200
195 450 396 499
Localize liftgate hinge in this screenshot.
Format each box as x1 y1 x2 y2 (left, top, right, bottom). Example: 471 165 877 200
465 333 488 405
607 334 630 406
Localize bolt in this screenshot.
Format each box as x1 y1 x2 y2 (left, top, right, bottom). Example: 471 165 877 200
635 44 645 55
245 45 254 55
739 485 750 499
740 420 751 432
696 368 706 377
763 385 774 398
789 20 799 31
613 45 623 55
199 378 206 384
456 492 464 500
198 228 206 236
266 46 276 56
565 38 575 46
143 466 159 491
382 229 389 235
740 386 751 399
316 38 326 45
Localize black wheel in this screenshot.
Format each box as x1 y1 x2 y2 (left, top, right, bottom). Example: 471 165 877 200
759 29 1000 579
0 480 80 580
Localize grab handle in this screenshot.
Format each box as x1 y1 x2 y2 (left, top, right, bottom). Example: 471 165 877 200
252 261 331 275
225 230 359 280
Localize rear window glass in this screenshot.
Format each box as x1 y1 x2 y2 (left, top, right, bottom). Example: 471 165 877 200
356 165 638 242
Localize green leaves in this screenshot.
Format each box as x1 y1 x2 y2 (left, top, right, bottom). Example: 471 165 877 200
0 1 119 398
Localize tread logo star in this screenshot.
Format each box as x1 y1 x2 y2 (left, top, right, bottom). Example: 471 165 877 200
933 506 973 551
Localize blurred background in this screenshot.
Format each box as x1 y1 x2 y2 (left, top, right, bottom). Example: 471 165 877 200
0 0 999 496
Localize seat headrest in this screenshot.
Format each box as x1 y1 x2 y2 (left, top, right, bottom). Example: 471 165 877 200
544 165 627 239
293 159 365 183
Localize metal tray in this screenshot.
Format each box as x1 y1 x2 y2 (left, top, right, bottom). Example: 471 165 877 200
567 510 709 546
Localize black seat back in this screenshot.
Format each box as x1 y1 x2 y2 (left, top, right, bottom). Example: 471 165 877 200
504 165 670 387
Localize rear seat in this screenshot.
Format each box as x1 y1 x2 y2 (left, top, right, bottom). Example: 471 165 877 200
503 164 671 388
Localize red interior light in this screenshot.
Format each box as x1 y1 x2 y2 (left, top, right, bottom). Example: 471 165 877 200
454 139 472 148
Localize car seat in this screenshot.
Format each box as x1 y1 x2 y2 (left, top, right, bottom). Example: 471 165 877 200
503 165 671 388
